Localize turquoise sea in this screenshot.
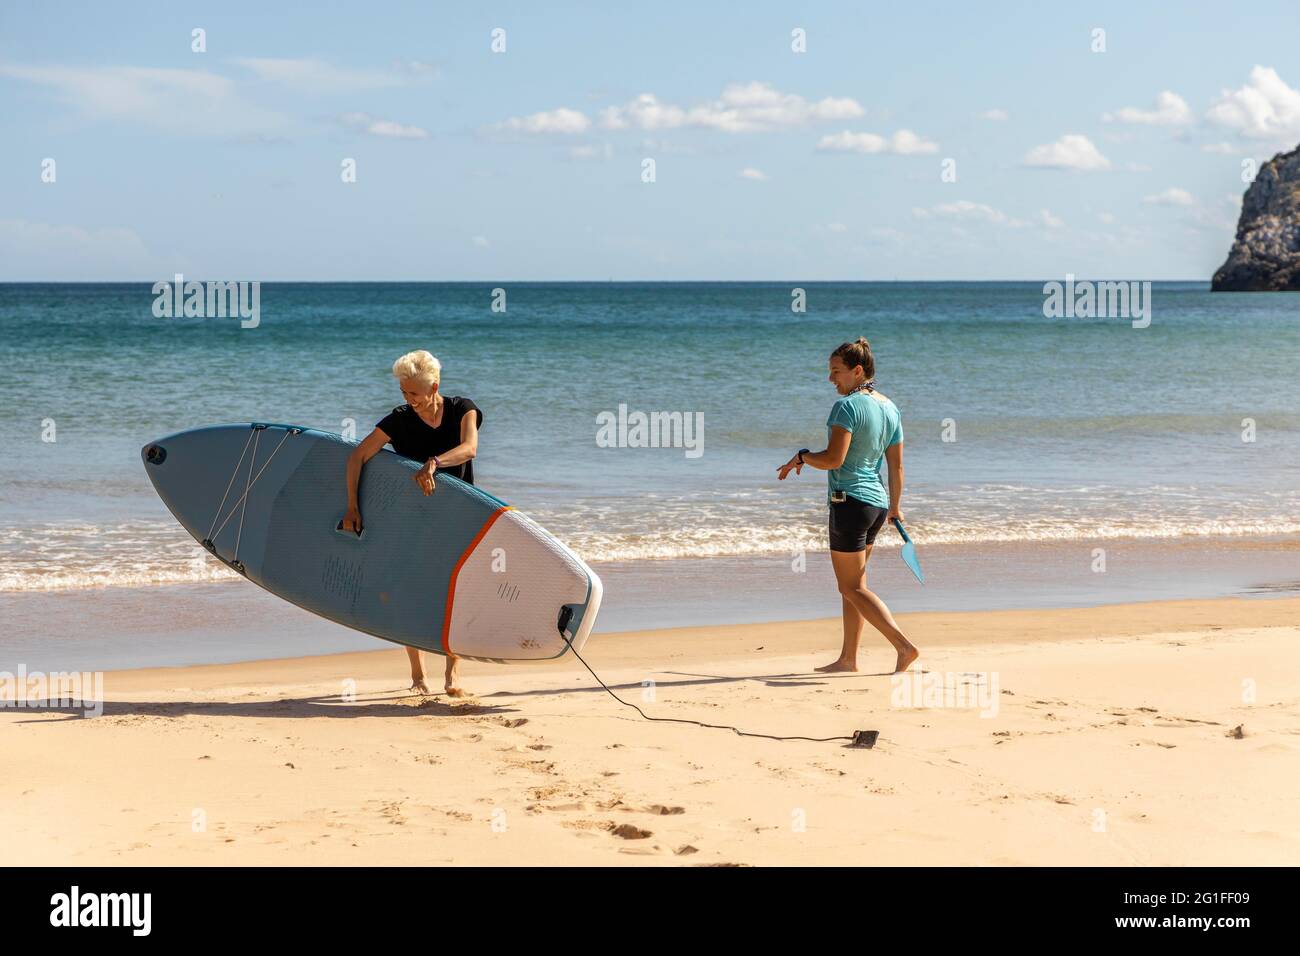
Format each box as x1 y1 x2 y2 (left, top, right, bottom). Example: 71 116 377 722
2 281 1299 666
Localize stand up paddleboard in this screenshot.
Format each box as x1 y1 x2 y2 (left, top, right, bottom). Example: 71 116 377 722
141 423 602 663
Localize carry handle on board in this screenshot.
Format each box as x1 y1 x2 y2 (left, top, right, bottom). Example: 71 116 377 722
335 518 365 540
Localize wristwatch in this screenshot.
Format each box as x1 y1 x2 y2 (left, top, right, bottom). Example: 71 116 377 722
797 448 810 464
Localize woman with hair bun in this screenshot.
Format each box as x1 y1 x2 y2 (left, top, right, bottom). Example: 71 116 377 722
777 337 919 674
342 349 483 697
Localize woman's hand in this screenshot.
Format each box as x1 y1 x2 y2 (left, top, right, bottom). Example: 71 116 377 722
341 506 363 534
887 506 904 524
776 455 804 481
414 459 437 496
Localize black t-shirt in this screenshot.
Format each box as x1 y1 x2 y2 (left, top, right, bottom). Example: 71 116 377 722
376 396 482 484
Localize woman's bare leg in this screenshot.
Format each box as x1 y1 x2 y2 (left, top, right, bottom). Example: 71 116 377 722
406 646 429 694
444 652 464 697
822 548 919 673
817 593 866 673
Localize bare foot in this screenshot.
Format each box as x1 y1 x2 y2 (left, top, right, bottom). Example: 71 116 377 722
815 659 858 673
410 677 430 695
444 685 466 698
894 644 920 673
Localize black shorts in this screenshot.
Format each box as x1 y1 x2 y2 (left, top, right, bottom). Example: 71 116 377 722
828 496 889 552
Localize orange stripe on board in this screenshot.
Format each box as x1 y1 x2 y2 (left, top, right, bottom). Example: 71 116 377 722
441 506 513 656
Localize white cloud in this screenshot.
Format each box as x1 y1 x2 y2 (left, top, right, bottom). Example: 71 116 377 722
917 200 1025 226
235 57 409 93
739 167 768 180
890 130 940 154
1038 209 1065 229
916 202 1061 229
1201 142 1237 154
1098 212 1117 224
828 222 848 233
471 236 489 247
979 109 1009 121
936 201 1010 223
599 94 683 131
599 82 864 133
816 128 938 154
369 119 426 139
340 112 428 139
1023 134 1111 171
500 107 591 134
1206 66 1300 140
1143 187 1197 206
1102 90 1192 126
0 63 284 136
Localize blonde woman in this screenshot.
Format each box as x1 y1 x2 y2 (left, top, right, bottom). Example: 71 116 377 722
777 337 919 674
342 350 482 697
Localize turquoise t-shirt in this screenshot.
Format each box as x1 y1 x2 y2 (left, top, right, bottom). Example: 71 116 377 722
826 392 903 507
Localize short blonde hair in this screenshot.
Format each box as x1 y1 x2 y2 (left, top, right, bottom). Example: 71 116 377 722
392 350 441 389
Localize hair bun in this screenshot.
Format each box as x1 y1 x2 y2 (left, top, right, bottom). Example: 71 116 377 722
830 337 877 380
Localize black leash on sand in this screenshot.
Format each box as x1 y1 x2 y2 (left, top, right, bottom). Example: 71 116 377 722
561 636 879 748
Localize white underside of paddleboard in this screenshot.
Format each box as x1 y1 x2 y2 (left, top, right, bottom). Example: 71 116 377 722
446 509 602 661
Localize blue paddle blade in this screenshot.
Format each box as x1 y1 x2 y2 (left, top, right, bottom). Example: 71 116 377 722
891 518 925 585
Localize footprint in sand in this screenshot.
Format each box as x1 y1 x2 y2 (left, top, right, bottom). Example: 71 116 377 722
561 819 609 833
621 804 685 816
611 824 652 840
812 762 847 776
527 785 569 801
528 801 591 813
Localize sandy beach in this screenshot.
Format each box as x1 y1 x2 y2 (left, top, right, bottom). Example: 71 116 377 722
4 596 1297 866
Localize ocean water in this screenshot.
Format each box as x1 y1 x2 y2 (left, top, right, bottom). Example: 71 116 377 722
2 281 1299 595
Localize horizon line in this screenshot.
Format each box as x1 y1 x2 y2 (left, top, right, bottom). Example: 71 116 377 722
0 278 1216 285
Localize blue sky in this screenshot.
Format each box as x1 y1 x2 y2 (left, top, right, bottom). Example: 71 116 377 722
2 0 1299 280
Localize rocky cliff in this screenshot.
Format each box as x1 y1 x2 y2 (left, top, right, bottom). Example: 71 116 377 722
1212 145 1300 291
